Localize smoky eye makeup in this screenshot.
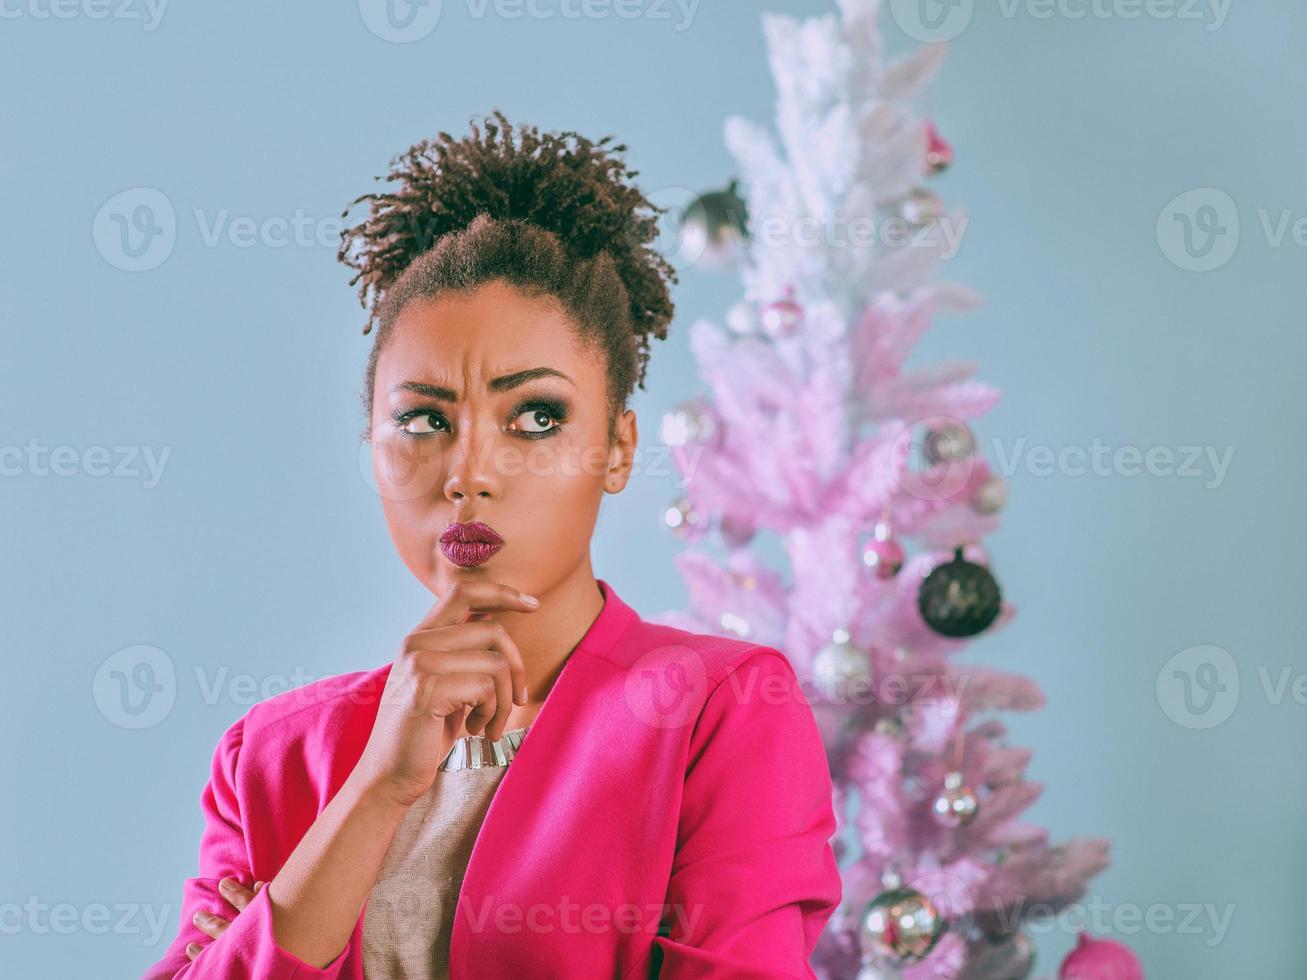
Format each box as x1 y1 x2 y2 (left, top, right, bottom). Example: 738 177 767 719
388 391 571 439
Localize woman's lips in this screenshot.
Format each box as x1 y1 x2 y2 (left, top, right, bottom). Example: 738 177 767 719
439 521 504 568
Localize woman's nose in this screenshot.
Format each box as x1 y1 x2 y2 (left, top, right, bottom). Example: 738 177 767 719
443 420 503 502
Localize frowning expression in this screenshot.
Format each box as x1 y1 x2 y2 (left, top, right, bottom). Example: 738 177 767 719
369 279 636 597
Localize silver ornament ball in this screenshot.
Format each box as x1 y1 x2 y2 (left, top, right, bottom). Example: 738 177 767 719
971 473 1007 515
923 423 975 465
931 771 979 827
812 630 870 702
858 886 945 965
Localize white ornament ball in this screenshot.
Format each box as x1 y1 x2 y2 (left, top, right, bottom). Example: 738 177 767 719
662 496 702 538
661 400 718 448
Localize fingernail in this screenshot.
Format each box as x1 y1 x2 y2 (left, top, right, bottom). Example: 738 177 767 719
521 594 539 606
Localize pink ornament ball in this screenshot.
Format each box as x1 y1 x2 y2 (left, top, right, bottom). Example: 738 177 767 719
1059 931 1144 980
862 536 905 579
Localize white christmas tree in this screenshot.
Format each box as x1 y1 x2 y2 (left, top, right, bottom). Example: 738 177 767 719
652 2 1118 977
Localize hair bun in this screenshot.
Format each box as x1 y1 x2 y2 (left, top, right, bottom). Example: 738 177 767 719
338 108 677 340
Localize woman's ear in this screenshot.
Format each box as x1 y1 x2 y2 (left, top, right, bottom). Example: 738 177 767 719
605 409 638 493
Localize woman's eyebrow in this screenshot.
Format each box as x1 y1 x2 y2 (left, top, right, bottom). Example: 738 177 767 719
391 367 575 402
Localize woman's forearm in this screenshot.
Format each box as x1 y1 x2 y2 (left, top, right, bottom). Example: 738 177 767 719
263 773 411 969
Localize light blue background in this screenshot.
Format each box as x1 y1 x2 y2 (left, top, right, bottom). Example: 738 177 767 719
2 2 1301 977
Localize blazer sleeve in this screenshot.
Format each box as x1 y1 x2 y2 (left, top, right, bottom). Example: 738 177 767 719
653 646 843 979
141 715 351 980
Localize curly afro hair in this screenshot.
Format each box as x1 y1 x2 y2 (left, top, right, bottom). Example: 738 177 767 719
337 108 678 444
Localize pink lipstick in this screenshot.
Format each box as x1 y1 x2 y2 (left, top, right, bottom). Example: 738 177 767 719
439 521 504 568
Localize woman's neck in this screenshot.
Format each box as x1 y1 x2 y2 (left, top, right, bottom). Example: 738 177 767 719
453 567 605 739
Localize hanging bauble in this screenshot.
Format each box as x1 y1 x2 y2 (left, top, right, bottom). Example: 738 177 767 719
899 187 944 228
873 716 902 737
971 472 1007 515
923 422 975 465
924 120 954 175
678 179 749 270
974 931 1036 979
720 512 756 549
930 770 979 827
862 521 905 579
760 286 803 339
857 886 945 965
1006 932 1037 979
1058 931 1143 980
812 629 871 701
661 399 719 448
725 299 756 336
662 496 703 538
918 546 1002 638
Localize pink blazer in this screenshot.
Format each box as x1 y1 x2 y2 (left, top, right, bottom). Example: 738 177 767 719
144 578 842 979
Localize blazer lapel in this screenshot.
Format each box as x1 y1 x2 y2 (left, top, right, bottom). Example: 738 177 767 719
448 578 637 979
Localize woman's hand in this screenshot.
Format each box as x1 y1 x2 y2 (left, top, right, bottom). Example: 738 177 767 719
350 579 537 809
185 877 264 960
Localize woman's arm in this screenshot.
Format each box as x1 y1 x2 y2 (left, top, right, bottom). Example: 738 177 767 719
143 715 411 979
652 647 843 979
262 767 411 969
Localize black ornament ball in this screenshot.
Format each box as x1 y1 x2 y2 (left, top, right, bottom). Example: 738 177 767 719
917 546 1002 638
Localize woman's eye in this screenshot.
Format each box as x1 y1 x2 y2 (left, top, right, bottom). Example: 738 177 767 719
398 412 446 435
511 408 560 435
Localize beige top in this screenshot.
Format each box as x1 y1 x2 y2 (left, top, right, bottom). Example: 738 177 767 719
361 727 530 980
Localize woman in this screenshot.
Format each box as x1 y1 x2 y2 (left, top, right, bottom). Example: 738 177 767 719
145 111 841 980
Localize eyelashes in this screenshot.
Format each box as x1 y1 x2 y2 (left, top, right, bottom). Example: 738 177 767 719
390 397 569 441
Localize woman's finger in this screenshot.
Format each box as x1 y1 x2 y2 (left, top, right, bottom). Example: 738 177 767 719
191 909 230 940
217 876 261 912
186 881 263 959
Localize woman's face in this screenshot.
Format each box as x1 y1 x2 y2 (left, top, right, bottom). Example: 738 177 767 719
369 279 637 599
